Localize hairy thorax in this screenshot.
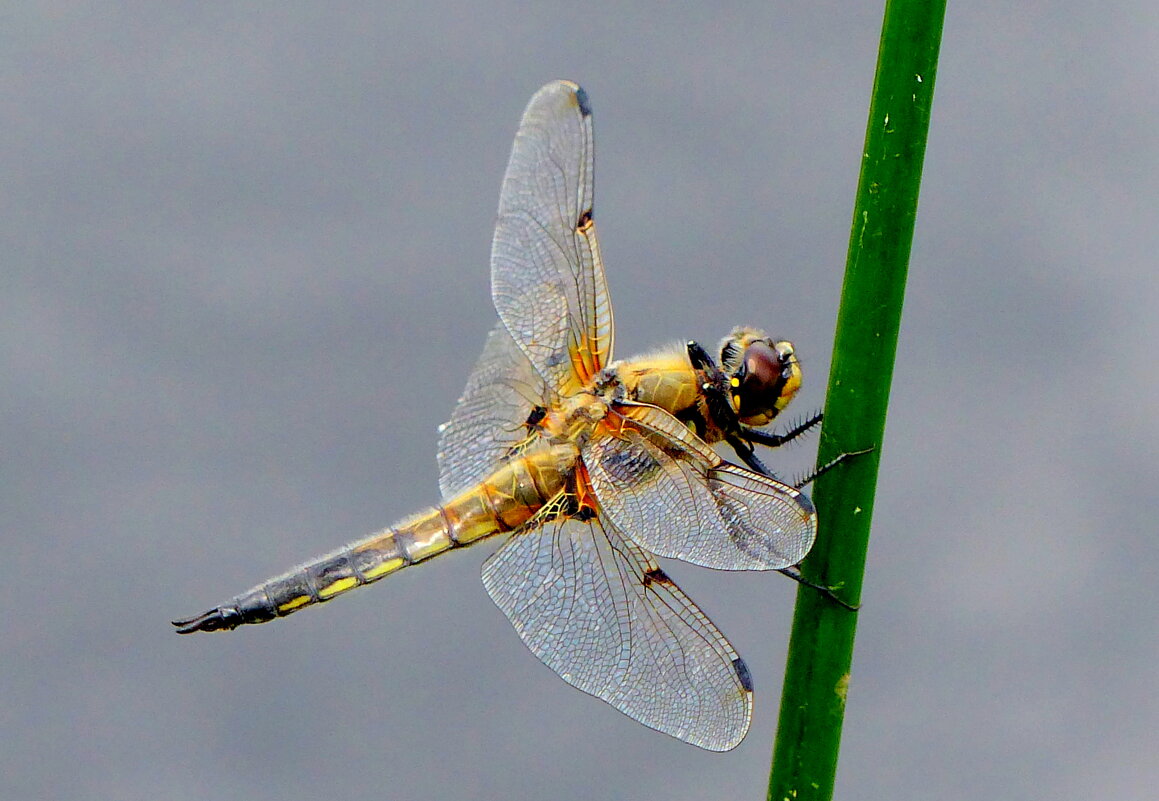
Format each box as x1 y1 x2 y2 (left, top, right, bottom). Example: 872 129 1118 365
536 343 716 450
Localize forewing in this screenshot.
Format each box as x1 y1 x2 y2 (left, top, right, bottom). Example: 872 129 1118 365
437 323 553 499
481 511 753 751
585 405 817 570
491 80 614 396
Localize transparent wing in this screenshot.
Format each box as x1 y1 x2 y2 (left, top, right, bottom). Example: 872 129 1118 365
481 510 752 751
585 404 816 570
491 80 614 396
437 323 554 499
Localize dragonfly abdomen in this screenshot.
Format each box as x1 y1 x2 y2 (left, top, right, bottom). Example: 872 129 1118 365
173 446 574 634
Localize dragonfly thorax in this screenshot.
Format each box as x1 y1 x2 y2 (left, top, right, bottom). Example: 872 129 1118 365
538 390 610 446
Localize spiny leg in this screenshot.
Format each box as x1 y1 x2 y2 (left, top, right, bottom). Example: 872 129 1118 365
726 411 824 475
742 409 873 489
728 442 861 609
776 565 860 611
782 445 874 609
741 411 823 449
725 411 825 480
791 446 875 490
734 413 869 611
724 433 774 477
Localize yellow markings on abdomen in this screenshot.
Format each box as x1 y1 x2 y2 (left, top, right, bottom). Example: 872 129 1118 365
316 576 359 599
360 556 404 580
277 595 311 613
222 445 577 628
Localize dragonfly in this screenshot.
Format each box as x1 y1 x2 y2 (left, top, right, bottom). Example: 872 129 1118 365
174 80 829 751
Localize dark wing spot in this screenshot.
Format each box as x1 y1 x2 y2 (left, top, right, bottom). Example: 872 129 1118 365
573 504 596 521
576 208 593 231
574 86 592 116
599 444 655 482
525 406 547 427
642 567 671 587
732 657 754 692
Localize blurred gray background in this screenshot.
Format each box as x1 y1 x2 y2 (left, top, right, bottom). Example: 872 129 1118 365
4 2 1156 799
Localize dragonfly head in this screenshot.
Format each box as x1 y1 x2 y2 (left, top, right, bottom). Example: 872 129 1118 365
719 326 802 427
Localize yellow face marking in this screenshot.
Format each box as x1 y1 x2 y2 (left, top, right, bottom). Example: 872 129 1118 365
361 557 404 580
775 364 803 411
317 576 358 599
278 595 311 613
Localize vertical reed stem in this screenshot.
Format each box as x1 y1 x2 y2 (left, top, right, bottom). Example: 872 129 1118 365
767 2 946 798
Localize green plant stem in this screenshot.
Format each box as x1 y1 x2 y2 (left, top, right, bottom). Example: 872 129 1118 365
766 1 946 799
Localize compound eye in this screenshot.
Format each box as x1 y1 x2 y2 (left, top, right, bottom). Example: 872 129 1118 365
730 339 800 425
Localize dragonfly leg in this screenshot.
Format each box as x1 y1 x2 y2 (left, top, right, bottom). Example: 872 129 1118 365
730 419 870 609
725 433 783 480
741 410 823 449
725 411 827 479
791 446 875 489
685 339 717 371
777 566 860 611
